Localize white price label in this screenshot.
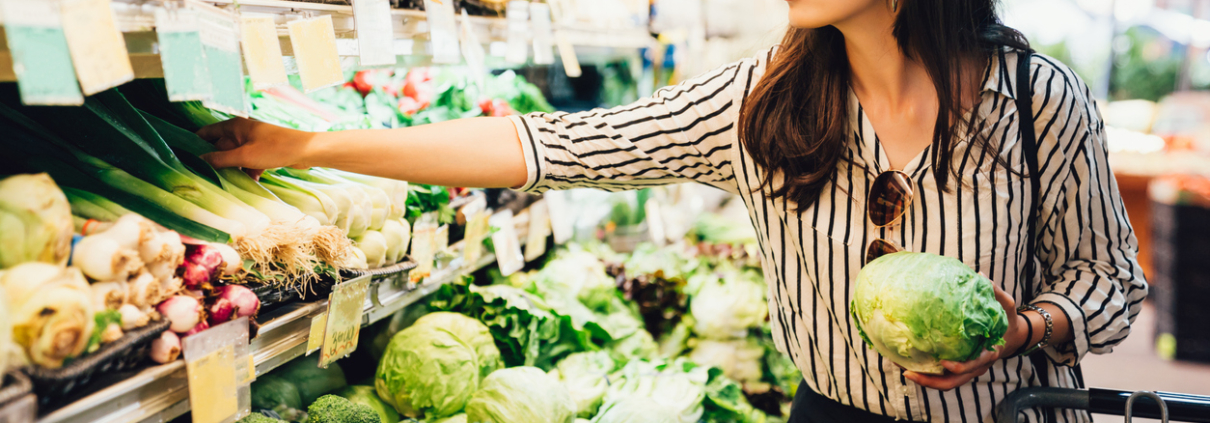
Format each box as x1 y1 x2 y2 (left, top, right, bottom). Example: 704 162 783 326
645 199 667 247
504 1 530 64
491 210 525 276
60 0 134 95
530 2 554 65
423 0 461 64
525 200 551 261
544 191 573 244
409 214 438 282
352 0 396 66
459 9 488 88
287 15 344 92
240 16 288 90
183 317 252 423
555 33 582 78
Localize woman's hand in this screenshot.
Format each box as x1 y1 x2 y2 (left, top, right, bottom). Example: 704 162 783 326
197 117 320 177
903 284 1030 391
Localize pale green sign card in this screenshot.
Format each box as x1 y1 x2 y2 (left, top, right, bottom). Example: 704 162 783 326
192 1 248 117
0 0 84 105
155 8 212 101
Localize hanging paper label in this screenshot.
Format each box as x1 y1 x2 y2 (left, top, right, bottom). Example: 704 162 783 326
306 311 327 355
320 276 371 368
409 213 438 282
462 203 490 267
155 8 212 101
530 2 554 65
352 0 396 66
491 210 525 276
555 32 582 78
184 317 252 423
0 0 84 105
191 0 248 117
544 191 573 244
504 1 530 64
423 0 461 64
645 199 667 246
459 9 488 88
525 200 551 261
288 15 345 92
59 0 134 95
240 15 288 90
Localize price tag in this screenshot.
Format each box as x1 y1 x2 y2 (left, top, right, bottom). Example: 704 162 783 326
463 212 490 267
423 0 461 64
525 200 551 261
0 0 84 105
409 214 438 282
436 224 450 252
555 32 582 78
184 317 252 423
504 1 530 64
59 0 134 95
155 8 212 101
645 199 667 246
352 0 395 67
490 210 525 276
306 311 327 355
544 191 573 244
287 15 344 92
530 2 554 65
320 276 371 368
459 9 487 88
191 0 249 117
240 15 288 90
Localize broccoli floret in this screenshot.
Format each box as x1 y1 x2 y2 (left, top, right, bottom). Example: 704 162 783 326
237 413 287 423
306 395 382 423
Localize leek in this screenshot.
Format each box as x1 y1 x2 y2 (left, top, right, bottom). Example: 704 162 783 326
260 172 339 226
0 104 232 242
62 188 122 222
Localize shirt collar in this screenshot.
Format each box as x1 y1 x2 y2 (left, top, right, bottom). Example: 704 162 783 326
980 47 1020 100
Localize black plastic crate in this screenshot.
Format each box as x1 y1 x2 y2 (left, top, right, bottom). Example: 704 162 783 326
1151 201 1210 364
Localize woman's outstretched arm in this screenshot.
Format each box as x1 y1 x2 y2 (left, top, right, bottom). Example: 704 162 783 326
198 116 529 188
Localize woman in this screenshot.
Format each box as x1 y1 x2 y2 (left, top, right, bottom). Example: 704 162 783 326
199 0 1147 421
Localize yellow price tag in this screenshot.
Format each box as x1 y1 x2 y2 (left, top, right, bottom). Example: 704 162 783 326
59 0 133 95
307 311 327 354
320 277 371 368
287 15 344 92
186 345 238 423
525 200 551 261
240 16 288 90
410 223 436 282
463 211 490 266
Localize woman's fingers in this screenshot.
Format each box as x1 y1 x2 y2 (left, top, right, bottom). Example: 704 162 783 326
905 361 996 391
940 348 999 374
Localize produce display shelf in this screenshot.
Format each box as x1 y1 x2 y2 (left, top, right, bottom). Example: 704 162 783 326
35 211 528 423
0 0 654 82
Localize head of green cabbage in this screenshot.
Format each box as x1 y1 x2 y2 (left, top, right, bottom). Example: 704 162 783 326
850 252 1008 374
375 312 502 419
465 366 577 423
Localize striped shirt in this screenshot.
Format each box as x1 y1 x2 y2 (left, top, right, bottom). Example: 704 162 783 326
507 47 1148 423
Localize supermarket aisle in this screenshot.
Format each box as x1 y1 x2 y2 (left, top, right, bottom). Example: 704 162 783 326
1081 302 1210 395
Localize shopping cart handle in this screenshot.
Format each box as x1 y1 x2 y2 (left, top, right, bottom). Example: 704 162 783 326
996 387 1210 423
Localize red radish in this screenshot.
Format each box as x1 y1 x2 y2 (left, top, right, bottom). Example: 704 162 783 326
150 331 181 364
208 285 261 325
183 320 210 337
157 295 203 333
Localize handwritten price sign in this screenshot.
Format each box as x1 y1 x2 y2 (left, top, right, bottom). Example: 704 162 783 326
319 275 370 368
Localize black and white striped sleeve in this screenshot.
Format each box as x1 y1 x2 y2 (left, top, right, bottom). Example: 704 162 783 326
1029 55 1149 366
507 50 772 194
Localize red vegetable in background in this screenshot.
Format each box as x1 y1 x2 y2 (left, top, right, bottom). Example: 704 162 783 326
158 295 204 333
208 285 261 325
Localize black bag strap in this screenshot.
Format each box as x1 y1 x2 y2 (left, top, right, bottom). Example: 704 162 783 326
1016 47 1080 423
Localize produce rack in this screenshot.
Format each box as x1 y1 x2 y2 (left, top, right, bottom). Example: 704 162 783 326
0 0 656 83
36 207 536 423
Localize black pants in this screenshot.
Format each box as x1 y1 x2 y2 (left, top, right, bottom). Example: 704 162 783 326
787 381 908 423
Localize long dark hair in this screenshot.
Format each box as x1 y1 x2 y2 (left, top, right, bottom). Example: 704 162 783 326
738 0 1029 208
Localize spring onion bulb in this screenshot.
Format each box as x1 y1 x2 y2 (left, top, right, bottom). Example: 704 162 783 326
119 303 150 330
150 331 181 364
260 173 338 226
72 235 143 282
140 229 184 266
89 281 127 311
324 169 408 221
126 271 162 308
346 246 368 270
380 219 408 265
353 230 388 268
